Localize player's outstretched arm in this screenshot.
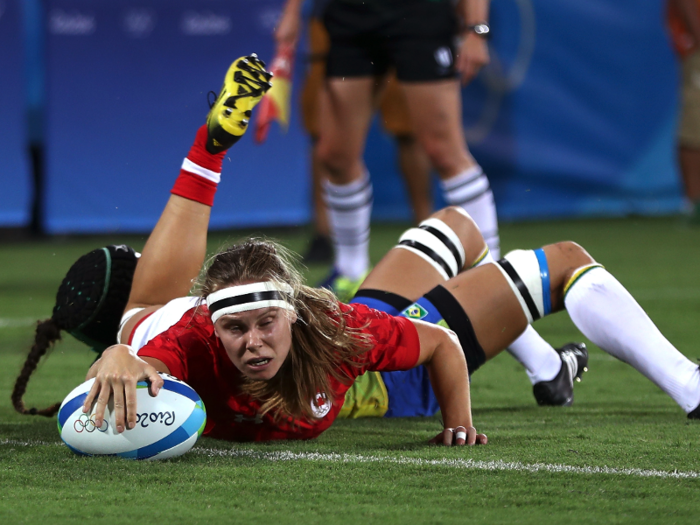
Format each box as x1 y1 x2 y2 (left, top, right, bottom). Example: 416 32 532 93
82 345 169 434
412 320 487 446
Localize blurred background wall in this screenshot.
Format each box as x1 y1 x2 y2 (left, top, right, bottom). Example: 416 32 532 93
0 0 682 234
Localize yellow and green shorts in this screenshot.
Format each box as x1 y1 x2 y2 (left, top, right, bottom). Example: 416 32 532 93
339 291 442 419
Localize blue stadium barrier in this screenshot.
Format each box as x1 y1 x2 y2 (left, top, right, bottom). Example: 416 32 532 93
44 0 309 234
42 0 683 233
367 0 683 221
0 0 32 228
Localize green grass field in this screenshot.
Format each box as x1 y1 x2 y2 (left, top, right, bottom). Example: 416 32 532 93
1 217 700 524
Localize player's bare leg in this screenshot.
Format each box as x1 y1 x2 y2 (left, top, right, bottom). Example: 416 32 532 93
447 241 700 417
317 77 378 185
378 74 433 224
402 81 578 395
126 197 210 312
395 134 433 223
679 145 700 223
360 206 484 301
360 206 586 405
316 77 382 291
401 80 499 256
120 55 272 339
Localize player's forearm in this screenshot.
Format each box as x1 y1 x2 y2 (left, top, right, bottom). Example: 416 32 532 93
424 330 473 429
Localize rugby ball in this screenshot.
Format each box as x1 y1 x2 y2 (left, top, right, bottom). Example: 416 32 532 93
57 373 206 460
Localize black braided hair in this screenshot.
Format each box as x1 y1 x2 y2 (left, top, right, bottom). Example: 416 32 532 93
12 245 139 417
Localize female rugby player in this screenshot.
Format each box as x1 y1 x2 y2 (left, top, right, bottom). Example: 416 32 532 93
14 55 700 448
82 55 700 444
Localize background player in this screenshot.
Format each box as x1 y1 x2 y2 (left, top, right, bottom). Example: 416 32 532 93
15 56 700 439
669 0 700 224
286 8 433 264
275 0 585 402
84 101 700 438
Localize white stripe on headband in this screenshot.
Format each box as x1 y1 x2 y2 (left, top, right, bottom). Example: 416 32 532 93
206 282 295 323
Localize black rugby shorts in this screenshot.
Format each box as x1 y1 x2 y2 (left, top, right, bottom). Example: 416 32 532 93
323 0 459 82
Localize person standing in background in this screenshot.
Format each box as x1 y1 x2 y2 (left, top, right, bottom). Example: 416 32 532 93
669 0 700 223
276 0 589 407
277 1 434 265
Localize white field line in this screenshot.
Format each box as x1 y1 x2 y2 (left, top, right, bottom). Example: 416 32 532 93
196 447 700 480
2 438 698 479
0 317 36 329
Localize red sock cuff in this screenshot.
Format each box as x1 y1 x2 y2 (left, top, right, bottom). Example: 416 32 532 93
187 124 225 173
171 125 225 206
171 170 218 207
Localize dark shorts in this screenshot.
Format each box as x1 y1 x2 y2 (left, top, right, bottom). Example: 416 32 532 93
323 0 459 82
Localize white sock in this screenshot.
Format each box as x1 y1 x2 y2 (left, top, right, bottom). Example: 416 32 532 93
508 326 562 384
441 165 500 258
475 249 561 383
323 174 373 280
565 267 700 412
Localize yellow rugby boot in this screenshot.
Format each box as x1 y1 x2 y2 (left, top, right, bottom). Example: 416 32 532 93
206 54 273 153
319 268 371 303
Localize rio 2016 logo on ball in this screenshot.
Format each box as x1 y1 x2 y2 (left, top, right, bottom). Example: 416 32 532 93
57 373 206 460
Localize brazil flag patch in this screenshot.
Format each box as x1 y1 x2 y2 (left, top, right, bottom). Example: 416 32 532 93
402 303 429 320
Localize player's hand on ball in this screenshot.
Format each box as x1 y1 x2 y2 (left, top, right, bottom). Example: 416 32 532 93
83 344 163 434
429 425 487 446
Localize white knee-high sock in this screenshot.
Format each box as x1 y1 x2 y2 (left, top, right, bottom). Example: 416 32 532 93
441 165 500 258
565 267 700 412
323 174 373 280
476 249 562 383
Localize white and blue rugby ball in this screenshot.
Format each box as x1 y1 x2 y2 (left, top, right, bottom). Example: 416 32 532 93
57 373 206 460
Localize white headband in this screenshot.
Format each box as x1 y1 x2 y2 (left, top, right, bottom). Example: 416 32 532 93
206 281 295 323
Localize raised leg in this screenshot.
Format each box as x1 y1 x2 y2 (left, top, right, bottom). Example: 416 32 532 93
120 55 271 338
316 77 381 284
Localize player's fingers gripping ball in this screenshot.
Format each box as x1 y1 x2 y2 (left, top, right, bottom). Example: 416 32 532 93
58 373 206 460
206 54 274 153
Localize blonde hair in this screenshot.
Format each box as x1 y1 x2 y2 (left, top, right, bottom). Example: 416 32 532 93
198 239 372 421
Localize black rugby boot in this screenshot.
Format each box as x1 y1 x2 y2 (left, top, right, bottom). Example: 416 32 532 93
532 342 588 407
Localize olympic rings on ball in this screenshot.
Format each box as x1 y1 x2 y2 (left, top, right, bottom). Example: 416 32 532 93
73 413 109 433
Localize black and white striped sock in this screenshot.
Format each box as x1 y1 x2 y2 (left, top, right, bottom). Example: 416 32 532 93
323 173 373 280
440 165 500 258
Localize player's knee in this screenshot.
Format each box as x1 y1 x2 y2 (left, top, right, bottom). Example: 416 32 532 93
550 241 596 268
316 139 355 178
432 206 473 228
417 132 465 175
396 214 468 279
420 139 453 172
496 248 554 322
430 207 486 264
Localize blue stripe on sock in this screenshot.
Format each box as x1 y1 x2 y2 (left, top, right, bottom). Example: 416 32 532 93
534 248 551 316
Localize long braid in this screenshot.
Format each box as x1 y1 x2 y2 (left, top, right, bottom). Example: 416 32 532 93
11 318 63 417
11 245 138 417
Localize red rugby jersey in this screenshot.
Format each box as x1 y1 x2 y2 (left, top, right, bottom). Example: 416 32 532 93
138 302 420 441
